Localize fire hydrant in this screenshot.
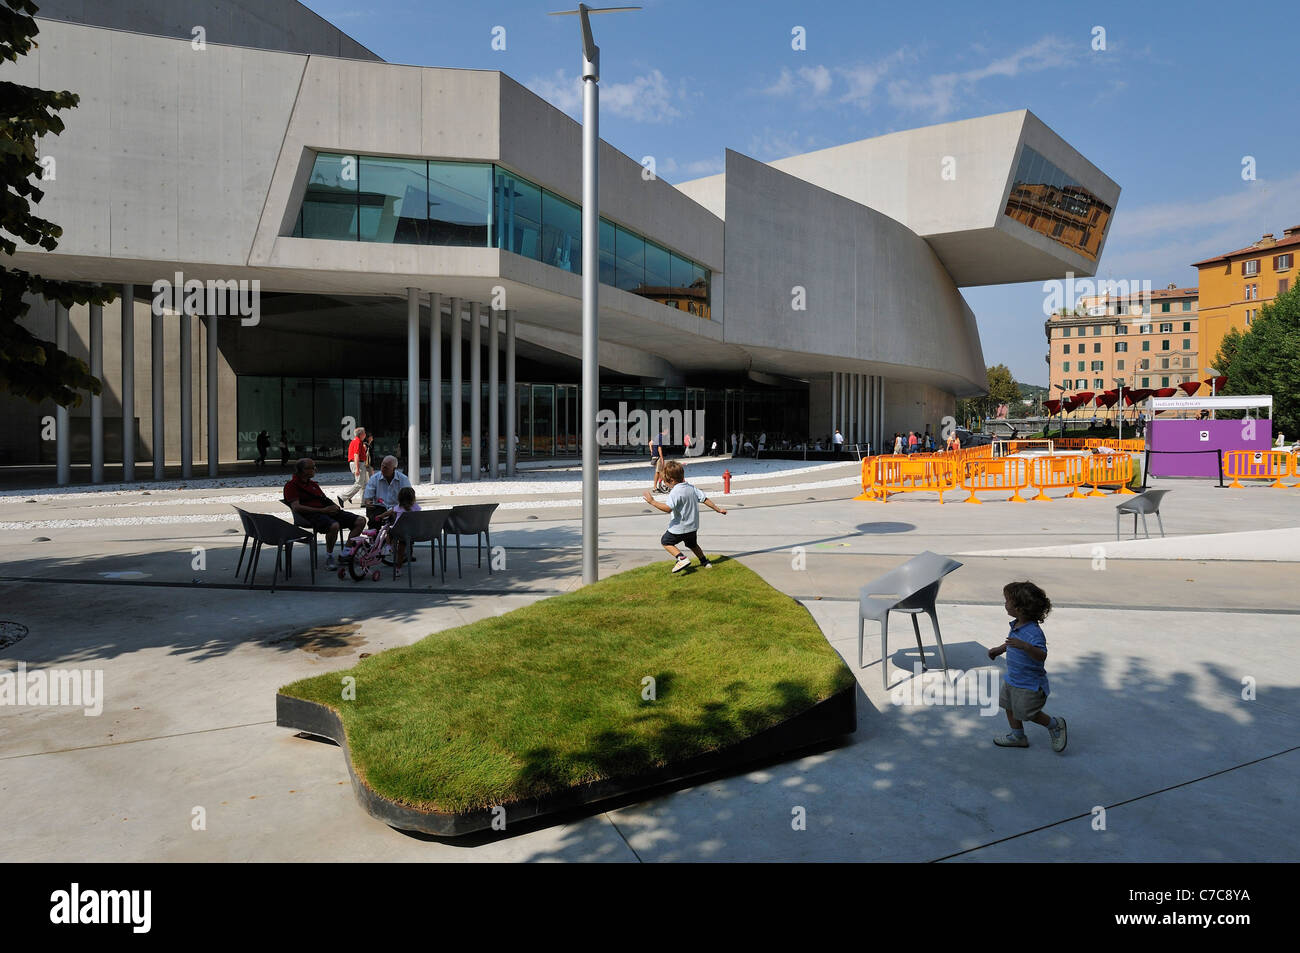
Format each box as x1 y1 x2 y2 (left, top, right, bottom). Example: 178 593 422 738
723 469 732 494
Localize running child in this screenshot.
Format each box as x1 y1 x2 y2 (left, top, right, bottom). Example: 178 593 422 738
988 581 1067 752
642 460 726 573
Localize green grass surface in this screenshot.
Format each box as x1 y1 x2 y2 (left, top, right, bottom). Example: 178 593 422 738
280 557 855 814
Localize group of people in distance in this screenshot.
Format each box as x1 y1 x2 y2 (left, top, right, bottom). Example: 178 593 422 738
891 429 946 454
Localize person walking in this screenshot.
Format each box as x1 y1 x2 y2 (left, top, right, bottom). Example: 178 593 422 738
338 426 369 506
256 430 269 469
833 429 844 454
279 430 289 467
893 432 904 455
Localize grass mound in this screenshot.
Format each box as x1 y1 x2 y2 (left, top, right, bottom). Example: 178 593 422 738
280 557 854 814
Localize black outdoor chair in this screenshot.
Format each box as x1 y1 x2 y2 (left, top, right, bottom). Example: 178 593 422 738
1116 490 1168 540
233 507 258 581
443 503 500 578
858 551 963 690
242 511 315 590
388 509 452 586
282 499 321 573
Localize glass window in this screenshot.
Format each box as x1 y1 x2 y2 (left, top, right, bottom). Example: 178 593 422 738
1161 377 1169 387
1062 327 1070 337
1093 325 1102 335
1093 343 1101 353
1141 377 1150 388
644 241 671 289
237 376 282 460
313 379 344 459
1183 339 1191 350
300 153 359 241
495 171 541 259
540 190 581 273
1116 325 1127 334
1161 302 1170 313
1142 340 1150 351
1159 322 1172 333
1182 301 1192 311
598 220 617 286
1061 362 1069 371
1161 340 1170 350
1117 359 1125 370
1183 321 1191 331
428 161 492 246
1115 342 1127 352
615 226 644 292
1063 344 1071 354
359 156 430 244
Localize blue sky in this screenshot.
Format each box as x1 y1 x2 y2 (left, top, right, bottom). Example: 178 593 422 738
303 0 1300 385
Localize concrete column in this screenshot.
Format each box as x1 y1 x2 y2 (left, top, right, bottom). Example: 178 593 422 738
470 301 482 481
206 313 218 477
90 302 104 483
851 375 860 443
55 303 70 485
429 293 442 485
831 372 839 435
152 306 165 479
858 375 867 446
506 310 516 476
406 287 420 483
121 285 135 481
180 312 193 479
449 297 462 483
488 307 500 478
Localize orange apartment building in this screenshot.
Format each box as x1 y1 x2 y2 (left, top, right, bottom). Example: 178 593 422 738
1044 285 1199 418
1193 225 1299 377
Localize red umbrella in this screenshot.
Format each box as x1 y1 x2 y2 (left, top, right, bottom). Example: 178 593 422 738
1203 375 1227 392
1095 393 1119 409
1153 387 1178 398
1124 388 1152 405
1178 381 1201 396
1044 399 1061 414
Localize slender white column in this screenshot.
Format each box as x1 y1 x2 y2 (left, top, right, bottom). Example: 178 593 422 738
152 305 164 479
90 302 104 483
206 313 218 477
470 301 482 481
407 287 420 483
506 310 516 477
180 312 193 479
55 303 70 485
858 375 867 446
831 372 839 436
430 293 442 485
581 60 600 585
488 307 500 478
449 298 462 483
121 285 135 481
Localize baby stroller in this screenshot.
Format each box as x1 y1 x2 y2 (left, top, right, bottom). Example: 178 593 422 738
337 521 394 582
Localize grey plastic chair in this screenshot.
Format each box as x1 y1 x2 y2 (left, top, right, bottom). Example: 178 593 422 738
388 509 451 587
1116 490 1168 540
282 499 321 573
244 512 314 591
444 503 499 578
858 551 963 690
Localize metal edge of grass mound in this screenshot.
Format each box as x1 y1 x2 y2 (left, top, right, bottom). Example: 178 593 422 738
275 684 856 837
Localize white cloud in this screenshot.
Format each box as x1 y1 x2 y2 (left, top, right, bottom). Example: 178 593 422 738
525 68 683 123
660 155 726 178
763 64 832 97
887 36 1075 118
837 52 905 108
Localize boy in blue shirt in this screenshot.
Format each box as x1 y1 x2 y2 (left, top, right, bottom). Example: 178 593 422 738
642 460 727 573
987 581 1067 752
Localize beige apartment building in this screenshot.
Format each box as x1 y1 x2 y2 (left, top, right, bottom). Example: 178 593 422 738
1044 284 1199 418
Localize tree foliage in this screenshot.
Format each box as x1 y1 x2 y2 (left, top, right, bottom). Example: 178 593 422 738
1215 283 1300 436
1 0 114 407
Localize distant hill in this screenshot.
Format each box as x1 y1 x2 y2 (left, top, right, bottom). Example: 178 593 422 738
1017 381 1049 404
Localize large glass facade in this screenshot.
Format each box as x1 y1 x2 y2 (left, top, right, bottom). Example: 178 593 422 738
238 376 806 461
291 152 710 315
1003 146 1113 260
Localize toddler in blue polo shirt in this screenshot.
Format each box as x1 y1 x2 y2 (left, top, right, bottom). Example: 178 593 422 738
987 581 1067 752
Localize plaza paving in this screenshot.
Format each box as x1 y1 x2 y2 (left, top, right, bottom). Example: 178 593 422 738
1 458 1297 861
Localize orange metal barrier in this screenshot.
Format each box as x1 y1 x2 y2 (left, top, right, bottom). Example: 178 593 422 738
1083 453 1135 496
1225 450 1294 489
1055 438 1086 449
869 455 959 503
960 457 1032 503
1028 454 1090 500
1085 438 1144 452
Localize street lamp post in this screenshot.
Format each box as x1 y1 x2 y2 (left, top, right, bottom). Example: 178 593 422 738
1206 366 1221 420
550 3 640 586
1054 383 1067 439
1114 377 1126 442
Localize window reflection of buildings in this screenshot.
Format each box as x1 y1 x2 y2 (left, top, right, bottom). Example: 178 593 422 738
1003 146 1112 260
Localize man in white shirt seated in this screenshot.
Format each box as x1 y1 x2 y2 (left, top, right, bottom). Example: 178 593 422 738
363 455 413 511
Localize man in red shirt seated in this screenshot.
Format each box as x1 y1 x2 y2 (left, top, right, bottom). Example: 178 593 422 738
285 458 366 570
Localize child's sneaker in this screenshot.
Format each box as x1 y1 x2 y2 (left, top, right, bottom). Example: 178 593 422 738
671 554 690 573
993 732 1029 748
1049 716 1068 753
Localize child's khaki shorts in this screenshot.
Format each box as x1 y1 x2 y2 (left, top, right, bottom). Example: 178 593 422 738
999 681 1047 721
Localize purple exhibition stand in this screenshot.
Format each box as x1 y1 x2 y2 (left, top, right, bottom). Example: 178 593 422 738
1148 418 1273 477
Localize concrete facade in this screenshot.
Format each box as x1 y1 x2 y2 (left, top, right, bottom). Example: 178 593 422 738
4 8 1119 475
